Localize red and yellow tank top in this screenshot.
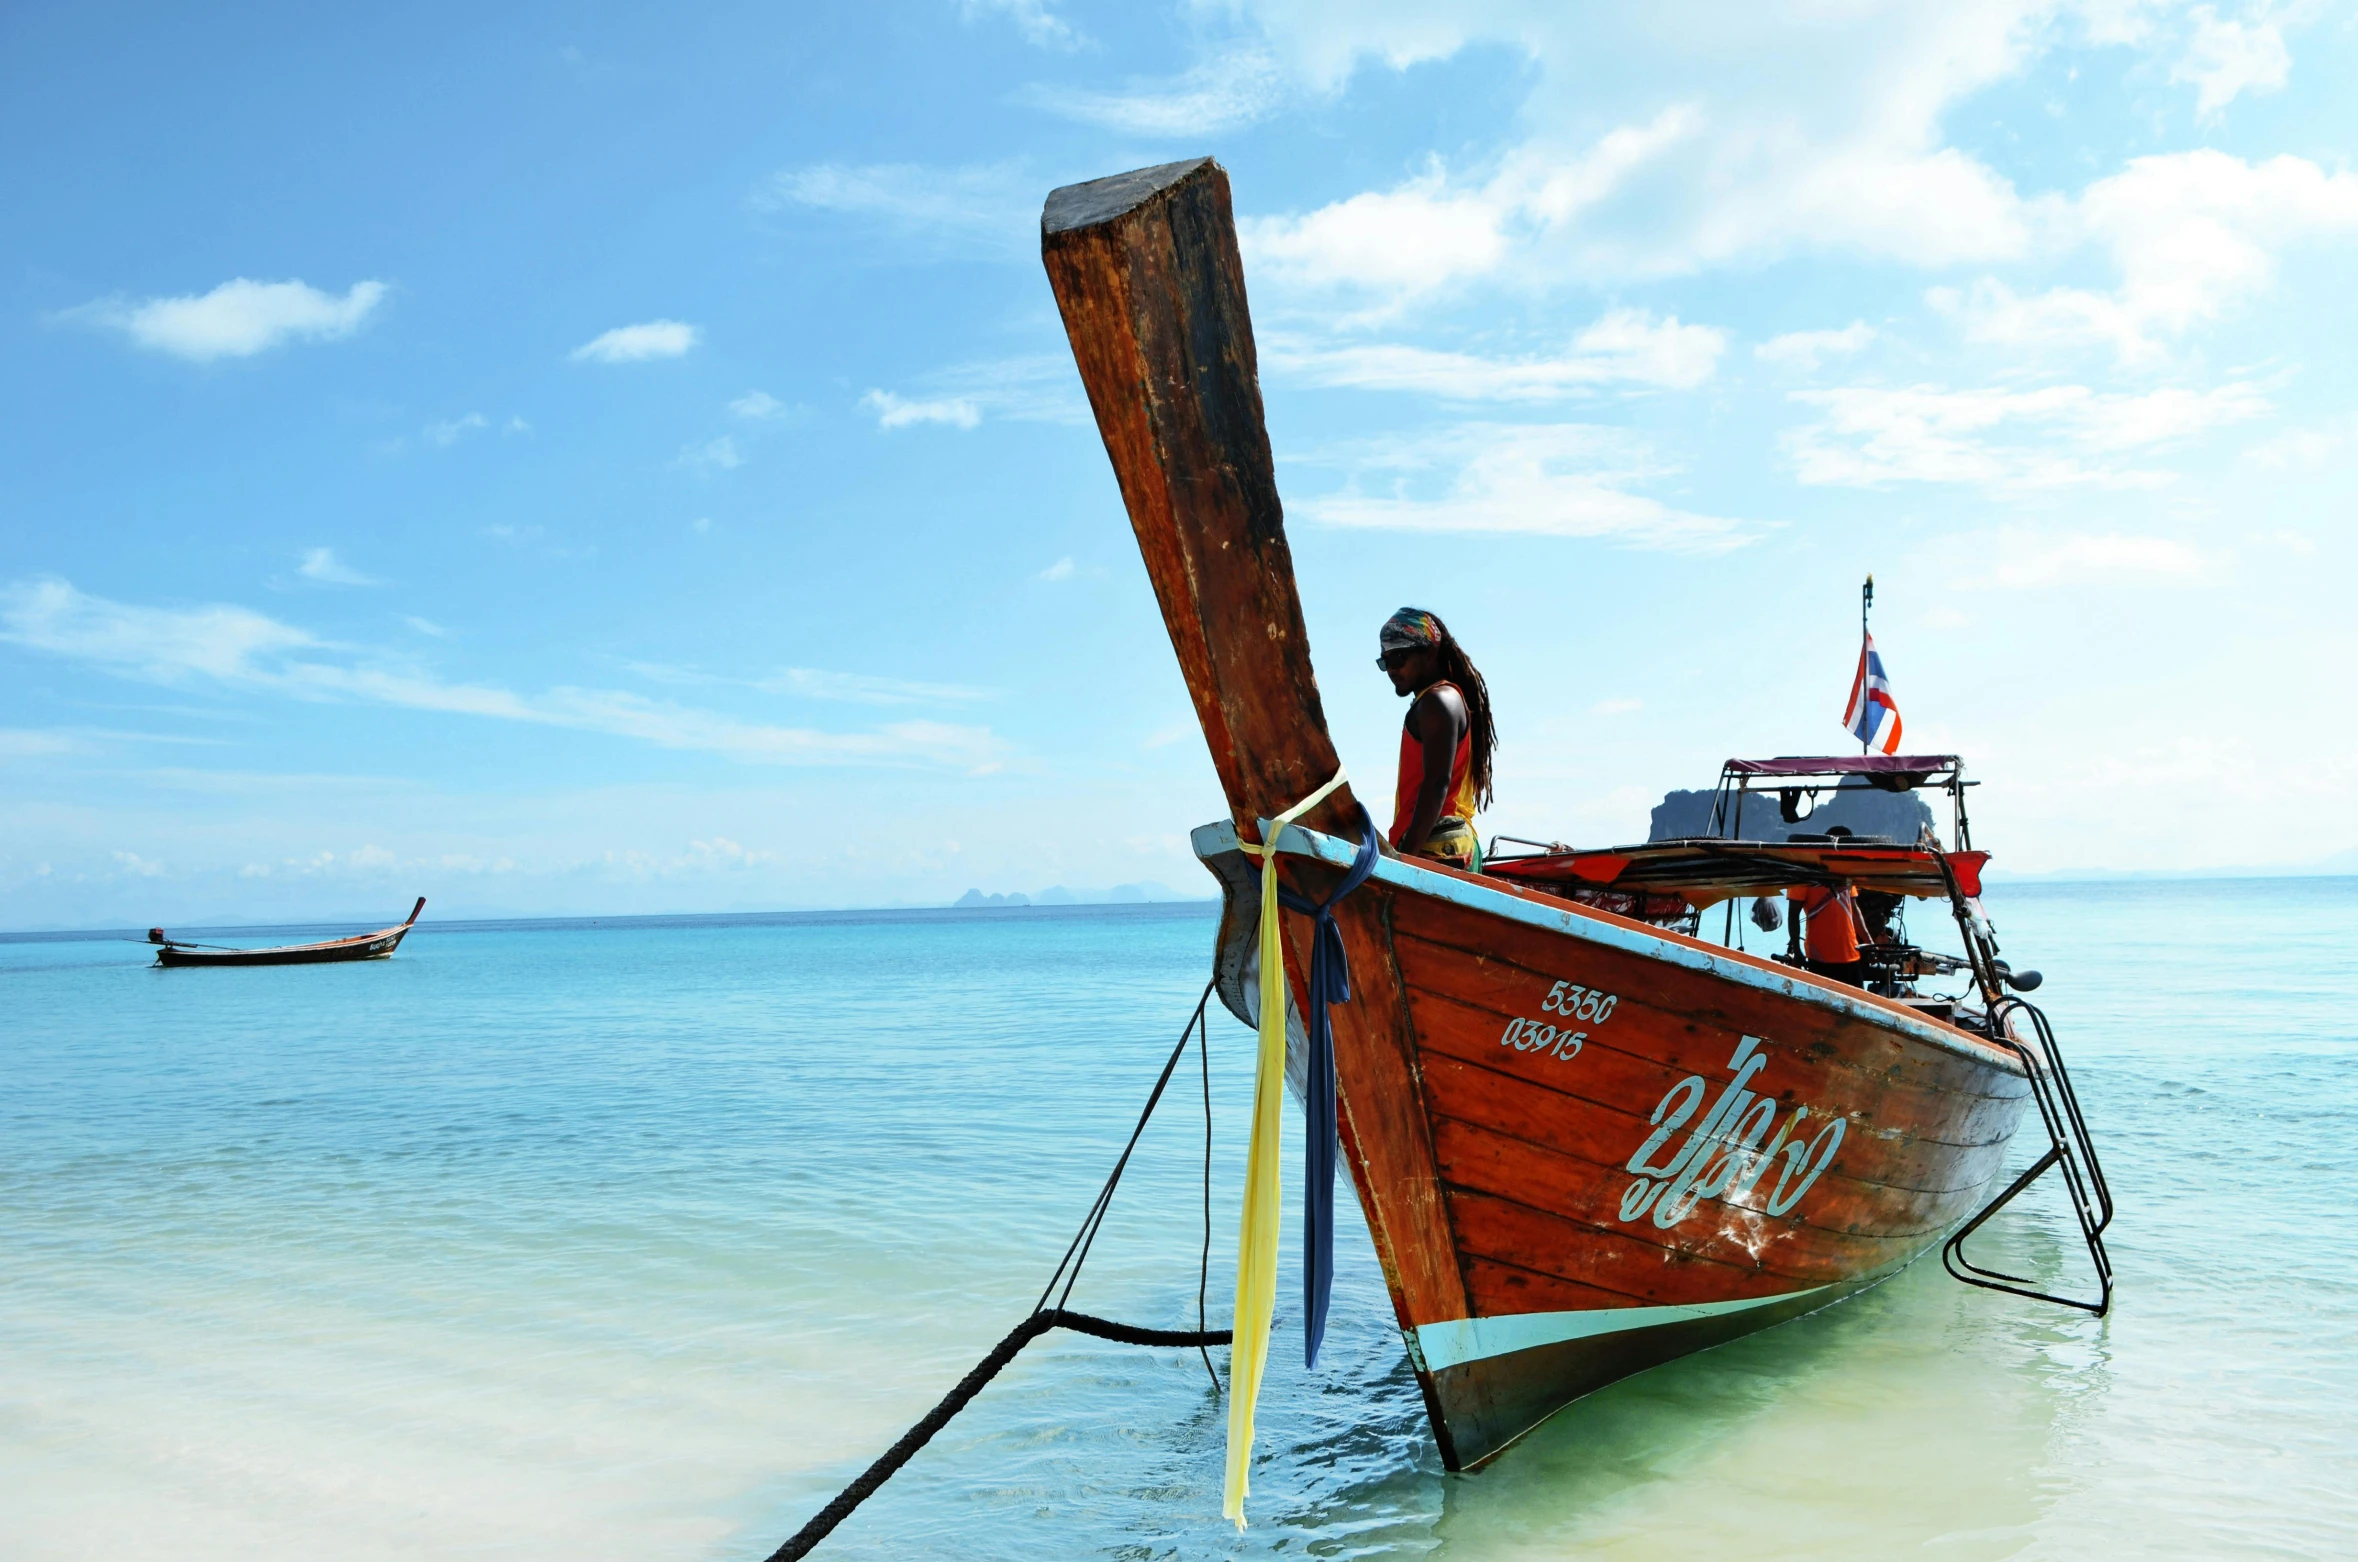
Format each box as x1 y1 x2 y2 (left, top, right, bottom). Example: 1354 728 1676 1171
1389 681 1479 848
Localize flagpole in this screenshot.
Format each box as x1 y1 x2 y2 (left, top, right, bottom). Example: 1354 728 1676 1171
1860 575 1873 755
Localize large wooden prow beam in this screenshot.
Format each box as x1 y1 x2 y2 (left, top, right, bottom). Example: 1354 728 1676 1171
1040 158 1360 840
1042 161 1471 1451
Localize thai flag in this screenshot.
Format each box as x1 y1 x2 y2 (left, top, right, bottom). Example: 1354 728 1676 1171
1844 634 1903 754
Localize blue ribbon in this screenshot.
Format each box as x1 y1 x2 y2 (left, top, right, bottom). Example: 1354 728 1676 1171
1275 804 1382 1369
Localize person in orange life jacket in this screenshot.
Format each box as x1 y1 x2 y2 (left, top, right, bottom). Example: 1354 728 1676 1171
1376 607 1496 869
1787 830 1870 986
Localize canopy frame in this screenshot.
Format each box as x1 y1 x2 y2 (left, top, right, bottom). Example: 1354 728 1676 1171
1705 754 1976 853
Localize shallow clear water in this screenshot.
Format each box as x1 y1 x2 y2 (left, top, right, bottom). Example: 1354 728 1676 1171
4 881 2355 1559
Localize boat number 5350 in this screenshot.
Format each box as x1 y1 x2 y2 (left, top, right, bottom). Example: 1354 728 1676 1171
1542 981 1617 1022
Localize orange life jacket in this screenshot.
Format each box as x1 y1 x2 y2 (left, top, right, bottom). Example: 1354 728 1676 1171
1789 882 1864 963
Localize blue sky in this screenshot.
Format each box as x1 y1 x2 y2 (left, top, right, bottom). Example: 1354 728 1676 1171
5 0 2355 927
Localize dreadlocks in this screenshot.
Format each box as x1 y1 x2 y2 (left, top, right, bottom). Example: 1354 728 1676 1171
1429 615 1496 811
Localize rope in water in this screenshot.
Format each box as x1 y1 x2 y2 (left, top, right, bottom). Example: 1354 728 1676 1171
763 981 1230 1562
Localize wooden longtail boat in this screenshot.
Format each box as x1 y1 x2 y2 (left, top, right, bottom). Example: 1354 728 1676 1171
1042 159 2110 1472
150 898 426 967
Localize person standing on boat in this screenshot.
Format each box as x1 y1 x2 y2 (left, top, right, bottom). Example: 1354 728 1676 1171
1788 878 1869 986
1376 607 1495 869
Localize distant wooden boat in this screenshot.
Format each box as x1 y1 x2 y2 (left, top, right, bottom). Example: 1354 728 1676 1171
1042 159 2110 1472
150 898 426 967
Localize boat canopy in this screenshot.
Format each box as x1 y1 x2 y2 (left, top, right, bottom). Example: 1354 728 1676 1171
1483 751 1992 921
1486 838 1990 909
1723 754 1961 789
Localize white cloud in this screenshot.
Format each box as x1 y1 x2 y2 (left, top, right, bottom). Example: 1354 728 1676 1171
0 579 1005 771
426 412 488 445
0 724 223 758
231 842 528 882
1756 322 1877 371
1567 308 1726 388
678 435 742 471
757 668 993 705
570 319 699 363
779 5 2093 302
757 162 1032 257
1589 697 1644 716
959 0 1079 50
630 662 994 706
786 5 2339 347
297 548 384 587
1786 379 2271 489
730 390 787 419
1170 1 2343 336
1239 158 1530 300
1039 556 1076 581
861 390 981 430
112 850 165 877
0 728 78 757
1269 308 1725 398
403 616 447 636
1983 530 2207 588
1016 48 1288 134
577 836 798 883
505 416 532 435
1228 4 2049 304
2 578 321 680
2245 415 2357 470
864 354 1085 430
2173 5 2290 114
1938 151 2358 360
68 278 386 361
1296 422 1747 551
1243 113 2027 306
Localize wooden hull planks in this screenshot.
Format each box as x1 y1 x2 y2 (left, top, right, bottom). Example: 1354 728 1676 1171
1045 158 2036 1472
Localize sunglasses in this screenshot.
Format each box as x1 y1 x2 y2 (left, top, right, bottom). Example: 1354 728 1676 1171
1377 647 1419 671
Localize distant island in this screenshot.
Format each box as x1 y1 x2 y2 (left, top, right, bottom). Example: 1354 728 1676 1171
952 881 1196 908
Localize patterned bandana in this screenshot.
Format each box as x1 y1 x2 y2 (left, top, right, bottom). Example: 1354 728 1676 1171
1378 607 1444 654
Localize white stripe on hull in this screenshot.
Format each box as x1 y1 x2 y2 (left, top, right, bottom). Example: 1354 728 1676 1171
1413 1285 1836 1373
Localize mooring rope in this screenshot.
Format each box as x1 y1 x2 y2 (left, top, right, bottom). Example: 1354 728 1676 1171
764 980 1231 1562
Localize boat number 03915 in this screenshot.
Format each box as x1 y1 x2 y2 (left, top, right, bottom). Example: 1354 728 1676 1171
1499 980 1622 1062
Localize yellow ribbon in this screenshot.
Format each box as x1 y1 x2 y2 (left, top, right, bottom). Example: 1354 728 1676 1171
1223 766 1348 1528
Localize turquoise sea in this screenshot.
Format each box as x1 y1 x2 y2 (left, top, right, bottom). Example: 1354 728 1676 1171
5 879 2356 1559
